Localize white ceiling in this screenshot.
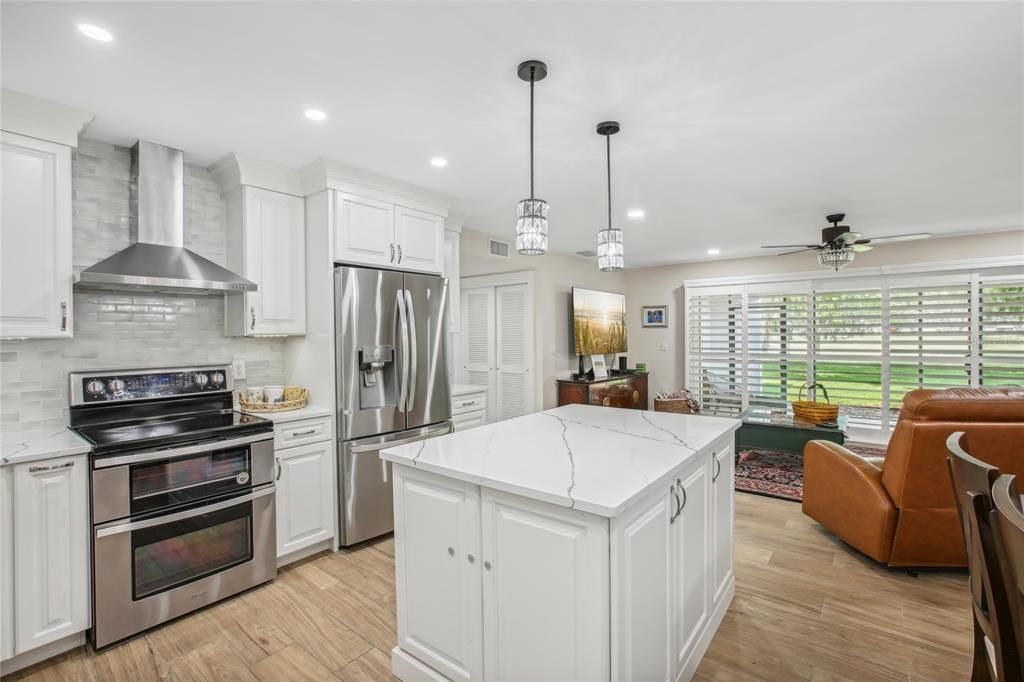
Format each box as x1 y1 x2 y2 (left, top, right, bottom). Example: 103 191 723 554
3 1 1021 268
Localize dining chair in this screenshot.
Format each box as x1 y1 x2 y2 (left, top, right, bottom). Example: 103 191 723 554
947 432 1022 681
991 473 1024 681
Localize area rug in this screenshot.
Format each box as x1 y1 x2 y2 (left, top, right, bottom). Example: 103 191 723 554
735 444 886 502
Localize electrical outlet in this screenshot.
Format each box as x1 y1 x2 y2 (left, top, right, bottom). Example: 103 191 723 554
659 342 669 351
232 360 246 380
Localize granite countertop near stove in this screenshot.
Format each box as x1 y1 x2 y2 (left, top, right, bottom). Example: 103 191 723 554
1 428 93 466
381 404 740 518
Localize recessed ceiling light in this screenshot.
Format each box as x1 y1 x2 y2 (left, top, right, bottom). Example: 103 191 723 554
707 248 721 256
304 109 327 122
430 157 448 168
627 208 645 219
77 23 113 42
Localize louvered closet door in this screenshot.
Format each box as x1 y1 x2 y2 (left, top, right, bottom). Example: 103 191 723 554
462 287 496 419
495 284 531 420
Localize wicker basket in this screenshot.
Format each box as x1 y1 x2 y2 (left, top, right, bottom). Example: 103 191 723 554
654 398 696 414
239 386 309 413
791 382 839 422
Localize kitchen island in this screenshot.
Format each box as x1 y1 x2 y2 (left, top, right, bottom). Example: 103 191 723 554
381 404 741 682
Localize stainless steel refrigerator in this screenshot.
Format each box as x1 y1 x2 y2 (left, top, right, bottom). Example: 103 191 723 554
335 265 453 546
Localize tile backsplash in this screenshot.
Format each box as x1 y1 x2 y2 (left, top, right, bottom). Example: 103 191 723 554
0 139 287 432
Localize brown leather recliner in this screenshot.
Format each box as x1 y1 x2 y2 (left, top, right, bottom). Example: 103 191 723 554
802 387 1024 567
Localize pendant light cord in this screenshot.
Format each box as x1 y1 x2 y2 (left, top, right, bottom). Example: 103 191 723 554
529 67 535 200
606 133 612 230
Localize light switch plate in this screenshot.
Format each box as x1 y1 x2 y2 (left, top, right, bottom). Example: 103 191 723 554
232 360 246 380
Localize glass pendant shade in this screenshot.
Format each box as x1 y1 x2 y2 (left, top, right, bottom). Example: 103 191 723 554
818 245 855 271
597 226 624 271
516 198 549 255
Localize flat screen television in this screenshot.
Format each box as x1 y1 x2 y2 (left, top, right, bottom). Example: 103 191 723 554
572 287 627 356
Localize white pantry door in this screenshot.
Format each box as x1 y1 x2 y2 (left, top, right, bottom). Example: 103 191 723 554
461 287 496 418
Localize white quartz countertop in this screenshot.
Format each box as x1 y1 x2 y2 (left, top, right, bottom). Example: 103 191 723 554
450 384 486 397
1 428 92 466
240 404 331 423
381 404 740 518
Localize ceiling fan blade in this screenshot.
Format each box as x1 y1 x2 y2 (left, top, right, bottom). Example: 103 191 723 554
776 248 816 256
835 231 864 244
852 244 874 253
863 232 931 244
761 244 821 249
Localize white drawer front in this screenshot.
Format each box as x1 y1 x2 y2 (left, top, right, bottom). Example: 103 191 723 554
274 416 332 449
452 410 487 432
451 393 486 416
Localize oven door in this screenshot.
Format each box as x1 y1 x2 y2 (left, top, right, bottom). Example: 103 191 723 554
92 434 274 524
91 484 276 650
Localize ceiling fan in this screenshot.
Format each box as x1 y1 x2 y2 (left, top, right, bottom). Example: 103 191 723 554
761 213 931 270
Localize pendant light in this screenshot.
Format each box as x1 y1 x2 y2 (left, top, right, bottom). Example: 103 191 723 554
596 121 623 271
515 60 549 255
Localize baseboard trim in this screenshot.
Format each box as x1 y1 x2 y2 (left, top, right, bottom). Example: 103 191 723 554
277 537 335 568
392 647 449 682
0 632 86 676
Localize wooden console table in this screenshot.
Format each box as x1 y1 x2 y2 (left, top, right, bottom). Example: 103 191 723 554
556 372 649 410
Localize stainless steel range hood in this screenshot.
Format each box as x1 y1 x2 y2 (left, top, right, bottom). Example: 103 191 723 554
75 141 256 295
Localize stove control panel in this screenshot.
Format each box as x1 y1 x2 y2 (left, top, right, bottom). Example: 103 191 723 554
70 366 233 405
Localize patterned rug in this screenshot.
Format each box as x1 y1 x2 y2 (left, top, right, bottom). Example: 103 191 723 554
735 444 886 502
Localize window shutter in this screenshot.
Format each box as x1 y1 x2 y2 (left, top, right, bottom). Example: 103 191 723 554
979 278 1024 387
812 287 883 427
887 281 972 415
746 290 809 410
687 290 744 415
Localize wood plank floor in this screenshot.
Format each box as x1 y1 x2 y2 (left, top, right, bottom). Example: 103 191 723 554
5 493 972 681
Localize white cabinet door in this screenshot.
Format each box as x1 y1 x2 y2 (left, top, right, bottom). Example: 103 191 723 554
394 205 443 274
394 466 482 682
670 463 710 680
275 441 333 558
443 229 461 332
452 410 487 432
710 443 734 605
12 456 89 654
461 288 496 417
495 284 531 420
481 490 609 682
334 193 395 268
611 483 672 682
1 465 13 662
0 132 72 339
243 188 306 336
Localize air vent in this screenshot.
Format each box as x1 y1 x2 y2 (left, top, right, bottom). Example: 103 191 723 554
576 250 598 258
489 239 511 258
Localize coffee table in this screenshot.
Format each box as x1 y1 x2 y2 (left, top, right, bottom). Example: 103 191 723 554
735 407 848 454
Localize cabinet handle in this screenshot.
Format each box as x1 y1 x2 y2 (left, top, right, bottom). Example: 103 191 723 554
669 483 681 524
250 307 256 331
390 244 395 262
275 458 282 481
29 461 75 473
484 560 492 570
467 554 475 563
712 455 722 483
60 302 68 331
397 244 403 263
289 429 317 437
459 400 476 407
676 477 687 514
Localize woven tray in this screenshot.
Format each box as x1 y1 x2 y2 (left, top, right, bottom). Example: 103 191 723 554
239 386 309 413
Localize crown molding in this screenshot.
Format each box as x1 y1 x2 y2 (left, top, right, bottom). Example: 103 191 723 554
300 158 454 215
0 90 92 148
209 152 304 196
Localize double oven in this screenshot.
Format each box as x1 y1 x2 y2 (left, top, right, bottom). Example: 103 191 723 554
70 366 276 649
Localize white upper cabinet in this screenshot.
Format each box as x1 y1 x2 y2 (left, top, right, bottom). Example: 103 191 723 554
443 220 462 333
334 193 395 268
332 193 445 274
0 132 73 339
394 205 444 273
224 186 306 336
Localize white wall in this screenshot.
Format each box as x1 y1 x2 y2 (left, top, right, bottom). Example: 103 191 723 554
459 228 627 410
622 229 1024 405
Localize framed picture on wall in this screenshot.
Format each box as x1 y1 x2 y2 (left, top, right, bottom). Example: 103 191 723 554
642 305 668 328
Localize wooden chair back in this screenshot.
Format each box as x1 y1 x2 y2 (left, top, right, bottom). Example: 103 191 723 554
991 474 1024 679
947 432 1021 681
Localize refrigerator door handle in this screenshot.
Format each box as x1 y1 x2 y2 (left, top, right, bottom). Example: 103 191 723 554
349 423 453 452
397 288 410 413
404 288 418 415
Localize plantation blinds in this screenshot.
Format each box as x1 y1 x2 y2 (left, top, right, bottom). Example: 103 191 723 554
685 265 1024 438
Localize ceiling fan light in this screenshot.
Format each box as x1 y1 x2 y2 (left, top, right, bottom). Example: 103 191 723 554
817 245 855 271
597 227 624 271
516 198 548 255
